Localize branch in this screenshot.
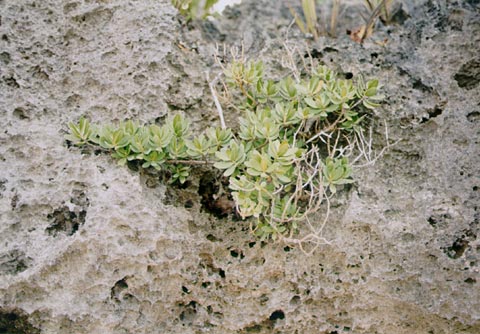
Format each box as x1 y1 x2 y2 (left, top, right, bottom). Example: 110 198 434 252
206 71 226 129
166 159 213 166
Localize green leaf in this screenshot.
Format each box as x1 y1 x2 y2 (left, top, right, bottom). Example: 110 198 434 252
167 136 188 159
112 146 131 162
363 99 381 110
238 118 258 142
169 165 190 184
169 114 190 138
244 151 272 177
186 134 213 159
66 117 94 145
323 157 353 191
213 141 246 176
314 65 337 82
272 102 299 126
120 120 140 137
149 124 173 151
267 140 299 165
99 126 130 150
130 128 151 155
304 97 318 109
213 161 234 169
205 127 232 149
278 77 298 100
255 120 279 141
143 151 166 170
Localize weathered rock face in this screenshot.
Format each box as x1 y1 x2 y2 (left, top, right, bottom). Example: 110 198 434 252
0 0 478 333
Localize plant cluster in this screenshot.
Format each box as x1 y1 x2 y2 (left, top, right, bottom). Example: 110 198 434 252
171 0 219 20
289 0 341 38
289 0 396 43
67 61 383 242
66 114 232 185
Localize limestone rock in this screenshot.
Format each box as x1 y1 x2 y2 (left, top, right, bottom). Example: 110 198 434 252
0 0 478 333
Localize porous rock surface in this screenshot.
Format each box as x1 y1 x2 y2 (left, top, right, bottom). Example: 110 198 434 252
0 0 479 333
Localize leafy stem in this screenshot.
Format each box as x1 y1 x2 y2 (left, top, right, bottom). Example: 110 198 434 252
67 61 385 242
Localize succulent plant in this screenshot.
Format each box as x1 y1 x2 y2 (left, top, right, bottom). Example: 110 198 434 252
67 60 383 242
214 141 247 177
65 117 95 146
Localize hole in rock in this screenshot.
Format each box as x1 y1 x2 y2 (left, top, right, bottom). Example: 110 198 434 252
110 277 129 301
199 254 226 279
0 307 40 334
259 294 269 305
445 238 469 259
306 48 322 59
428 216 438 227
218 268 226 278
0 250 31 275
289 295 301 305
13 108 28 120
454 59 480 90
420 105 443 123
412 78 433 92
206 234 221 242
428 213 451 227
5 76 19 88
467 111 480 123
163 178 197 208
46 206 86 236
269 310 285 321
0 179 6 197
71 188 89 207
244 324 262 333
198 172 235 218
464 277 476 284
229 249 244 259
430 106 443 118
323 47 338 54
179 301 197 325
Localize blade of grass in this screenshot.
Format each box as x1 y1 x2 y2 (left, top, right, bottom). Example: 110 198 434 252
302 0 319 39
289 6 307 34
360 0 387 42
329 0 341 37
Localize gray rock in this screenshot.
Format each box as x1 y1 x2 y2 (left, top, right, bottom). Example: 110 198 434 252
0 0 478 333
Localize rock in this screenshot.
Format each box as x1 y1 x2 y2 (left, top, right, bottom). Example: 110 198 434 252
0 0 478 333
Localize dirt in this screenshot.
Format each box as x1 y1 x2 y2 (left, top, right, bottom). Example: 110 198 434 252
0 0 479 333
